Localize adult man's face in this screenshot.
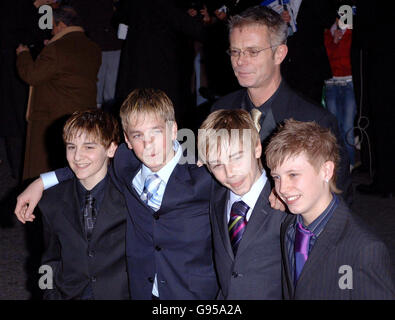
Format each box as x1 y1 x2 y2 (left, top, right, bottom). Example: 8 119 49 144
229 24 285 91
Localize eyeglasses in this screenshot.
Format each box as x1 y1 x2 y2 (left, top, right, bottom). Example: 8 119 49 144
226 46 279 58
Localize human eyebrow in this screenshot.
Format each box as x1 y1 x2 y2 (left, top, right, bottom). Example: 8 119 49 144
229 151 243 159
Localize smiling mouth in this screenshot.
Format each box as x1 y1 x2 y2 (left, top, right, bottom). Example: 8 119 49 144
75 163 90 168
283 195 301 204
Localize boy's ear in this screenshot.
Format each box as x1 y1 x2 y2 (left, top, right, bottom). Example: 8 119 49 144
123 131 133 150
171 121 178 141
255 141 262 159
107 142 118 158
322 160 335 182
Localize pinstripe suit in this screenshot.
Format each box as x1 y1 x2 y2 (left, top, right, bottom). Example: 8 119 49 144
280 199 395 299
210 179 287 299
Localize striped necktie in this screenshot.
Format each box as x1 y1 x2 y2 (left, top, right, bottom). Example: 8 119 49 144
294 222 314 284
228 200 250 256
140 174 162 211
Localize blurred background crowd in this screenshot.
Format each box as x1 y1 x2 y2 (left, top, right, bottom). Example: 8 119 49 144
0 0 394 205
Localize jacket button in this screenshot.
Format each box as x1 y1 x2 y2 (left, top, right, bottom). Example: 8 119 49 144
91 276 97 282
232 272 238 278
155 245 162 251
88 250 94 257
148 277 154 283
153 213 159 220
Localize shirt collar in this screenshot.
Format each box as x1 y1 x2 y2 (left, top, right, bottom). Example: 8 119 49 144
245 79 284 113
141 140 182 184
77 173 108 208
296 193 339 238
229 171 267 210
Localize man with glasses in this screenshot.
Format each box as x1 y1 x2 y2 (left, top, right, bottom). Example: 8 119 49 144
212 5 352 204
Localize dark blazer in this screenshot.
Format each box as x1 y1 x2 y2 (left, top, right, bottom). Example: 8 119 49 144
38 175 130 300
112 144 219 300
210 178 287 299
280 200 395 300
212 81 352 203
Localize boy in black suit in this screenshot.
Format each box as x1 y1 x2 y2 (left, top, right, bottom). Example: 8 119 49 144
15 89 218 300
38 109 130 299
198 109 286 299
265 119 394 299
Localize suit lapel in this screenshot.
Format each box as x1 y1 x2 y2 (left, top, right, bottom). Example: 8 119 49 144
212 185 234 261
235 182 271 257
157 163 192 214
296 202 349 288
124 163 144 204
280 214 296 299
59 179 85 239
88 177 112 244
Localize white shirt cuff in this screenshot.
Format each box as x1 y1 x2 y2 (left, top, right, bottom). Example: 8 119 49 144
40 171 59 190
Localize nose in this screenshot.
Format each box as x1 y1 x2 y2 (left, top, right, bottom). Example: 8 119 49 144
143 133 154 149
278 178 289 196
236 52 248 66
74 147 83 161
224 163 235 179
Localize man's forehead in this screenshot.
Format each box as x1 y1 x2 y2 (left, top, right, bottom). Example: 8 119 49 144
231 24 270 39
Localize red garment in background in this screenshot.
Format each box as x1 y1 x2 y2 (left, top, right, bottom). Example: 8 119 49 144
324 28 353 77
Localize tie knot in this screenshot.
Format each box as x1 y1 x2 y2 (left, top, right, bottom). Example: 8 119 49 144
85 192 94 205
144 173 162 190
296 222 314 237
231 200 250 218
250 108 262 132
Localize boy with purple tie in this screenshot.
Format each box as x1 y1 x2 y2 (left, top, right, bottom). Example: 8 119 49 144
265 119 394 299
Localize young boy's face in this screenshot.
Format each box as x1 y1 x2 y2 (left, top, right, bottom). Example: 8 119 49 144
124 113 177 172
270 152 334 224
66 131 117 190
207 139 262 196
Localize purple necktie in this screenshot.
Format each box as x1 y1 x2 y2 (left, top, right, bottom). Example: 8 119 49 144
228 200 250 256
294 222 313 284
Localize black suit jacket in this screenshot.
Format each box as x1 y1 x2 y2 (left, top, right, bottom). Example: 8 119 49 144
38 175 130 300
212 81 352 203
210 179 287 299
280 200 395 300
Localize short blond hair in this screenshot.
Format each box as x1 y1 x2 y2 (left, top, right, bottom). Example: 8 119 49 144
119 88 175 132
265 119 341 193
63 109 120 148
198 109 261 164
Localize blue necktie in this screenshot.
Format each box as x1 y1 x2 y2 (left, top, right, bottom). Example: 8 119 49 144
140 174 162 211
228 200 249 255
